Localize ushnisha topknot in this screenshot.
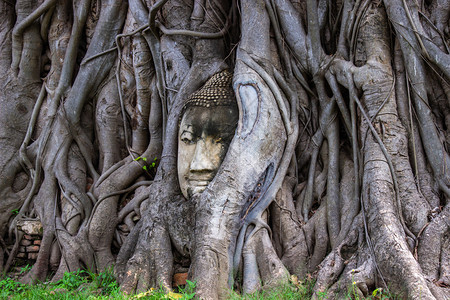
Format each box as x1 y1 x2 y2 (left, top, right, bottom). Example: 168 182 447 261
181 69 236 115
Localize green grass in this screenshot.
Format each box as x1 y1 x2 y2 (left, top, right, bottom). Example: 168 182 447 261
227 277 315 299
0 270 396 299
0 269 194 300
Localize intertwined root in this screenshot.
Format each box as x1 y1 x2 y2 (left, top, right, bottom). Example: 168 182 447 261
1 1 449 299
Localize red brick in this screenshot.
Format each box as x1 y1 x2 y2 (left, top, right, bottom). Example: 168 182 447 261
23 235 32 240
20 239 32 246
16 252 26 258
28 253 38 260
26 245 40 252
173 273 188 287
33 239 41 245
86 177 93 191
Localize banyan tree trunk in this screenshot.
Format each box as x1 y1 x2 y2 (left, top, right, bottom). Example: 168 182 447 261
0 0 449 299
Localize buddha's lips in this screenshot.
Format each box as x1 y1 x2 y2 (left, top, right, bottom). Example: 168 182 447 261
187 173 215 185
188 180 210 186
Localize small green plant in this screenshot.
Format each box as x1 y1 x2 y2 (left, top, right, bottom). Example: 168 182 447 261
350 279 359 299
134 156 158 171
366 287 397 300
55 269 88 290
11 208 19 215
176 279 196 299
19 264 32 274
341 277 399 300
0 277 28 295
91 267 119 295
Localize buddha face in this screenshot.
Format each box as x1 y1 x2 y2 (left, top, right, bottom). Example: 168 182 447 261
178 105 238 199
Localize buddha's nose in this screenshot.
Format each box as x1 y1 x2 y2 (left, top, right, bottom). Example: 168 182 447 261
190 140 216 172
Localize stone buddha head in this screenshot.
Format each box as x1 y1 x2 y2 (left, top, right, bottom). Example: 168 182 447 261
178 70 238 199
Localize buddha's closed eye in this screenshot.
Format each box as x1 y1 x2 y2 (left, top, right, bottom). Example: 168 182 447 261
180 131 195 144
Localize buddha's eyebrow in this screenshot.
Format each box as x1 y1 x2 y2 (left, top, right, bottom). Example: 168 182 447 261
181 124 193 131
215 123 238 131
206 124 237 137
180 130 192 135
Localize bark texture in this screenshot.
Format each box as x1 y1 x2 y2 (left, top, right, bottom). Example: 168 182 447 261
0 0 449 299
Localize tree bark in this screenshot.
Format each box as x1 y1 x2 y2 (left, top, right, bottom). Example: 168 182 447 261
0 0 449 299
